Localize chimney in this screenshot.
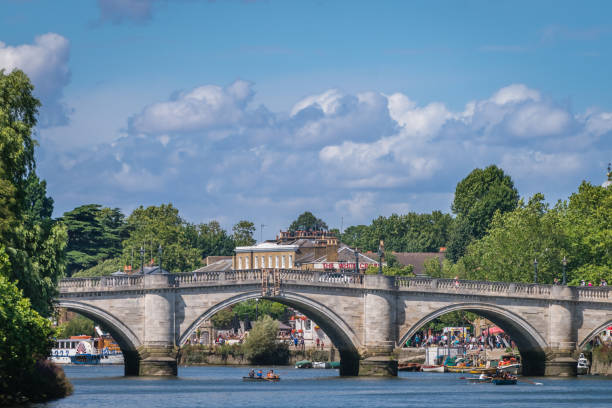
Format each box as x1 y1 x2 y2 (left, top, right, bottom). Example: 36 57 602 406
326 238 338 262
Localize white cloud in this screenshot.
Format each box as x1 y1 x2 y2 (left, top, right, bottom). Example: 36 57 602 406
129 80 255 135
0 33 71 126
40 81 612 234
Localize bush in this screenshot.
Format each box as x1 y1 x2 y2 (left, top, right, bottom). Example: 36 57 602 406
242 316 289 365
0 275 72 405
593 345 612 365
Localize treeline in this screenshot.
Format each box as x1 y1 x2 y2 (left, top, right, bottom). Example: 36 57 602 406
63 204 256 276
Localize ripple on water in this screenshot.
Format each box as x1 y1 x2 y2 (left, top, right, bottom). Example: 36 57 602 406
34 366 612 408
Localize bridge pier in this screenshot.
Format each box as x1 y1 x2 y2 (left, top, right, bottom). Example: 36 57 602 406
544 286 577 376
139 274 178 376
359 275 398 376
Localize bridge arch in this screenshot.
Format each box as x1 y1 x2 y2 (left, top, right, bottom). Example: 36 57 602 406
578 319 612 349
398 302 549 375
179 290 362 375
55 300 142 375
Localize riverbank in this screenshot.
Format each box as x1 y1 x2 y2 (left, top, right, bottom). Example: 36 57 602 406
179 344 339 366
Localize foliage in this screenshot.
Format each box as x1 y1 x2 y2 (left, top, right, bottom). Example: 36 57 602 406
0 274 56 403
71 257 124 277
62 205 126 276
593 345 612 365
447 165 519 262
232 220 256 246
289 211 328 231
123 204 202 273
422 311 478 332
0 69 68 317
242 316 289 364
461 194 565 283
192 220 235 258
341 211 453 253
557 182 612 285
211 300 288 329
55 315 95 338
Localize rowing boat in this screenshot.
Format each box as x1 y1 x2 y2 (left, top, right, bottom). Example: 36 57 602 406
491 378 517 385
242 376 280 382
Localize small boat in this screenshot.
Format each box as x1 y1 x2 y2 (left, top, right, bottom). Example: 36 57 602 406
498 354 522 375
468 367 497 375
398 362 421 372
446 366 472 373
421 365 446 373
242 376 280 382
491 378 517 385
466 377 492 383
577 353 589 375
328 361 340 369
295 360 312 369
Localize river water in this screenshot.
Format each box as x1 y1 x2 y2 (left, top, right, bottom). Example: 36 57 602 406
36 365 612 408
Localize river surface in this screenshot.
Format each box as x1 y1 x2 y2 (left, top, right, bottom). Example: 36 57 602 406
36 365 612 408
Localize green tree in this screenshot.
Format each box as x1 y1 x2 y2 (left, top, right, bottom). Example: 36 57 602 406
557 181 612 284
55 315 95 338
447 165 519 262
123 204 201 273
0 69 67 316
289 211 328 231
242 315 289 364
71 258 123 277
365 264 414 276
195 221 235 258
461 193 566 283
232 220 256 247
62 204 125 276
0 273 53 402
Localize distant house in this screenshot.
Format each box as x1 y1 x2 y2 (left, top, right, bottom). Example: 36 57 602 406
392 251 445 276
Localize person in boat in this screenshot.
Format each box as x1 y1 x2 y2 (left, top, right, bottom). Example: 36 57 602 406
256 369 263 378
266 369 277 379
248 369 255 378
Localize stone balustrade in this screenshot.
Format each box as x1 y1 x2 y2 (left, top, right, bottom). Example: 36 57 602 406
58 270 612 302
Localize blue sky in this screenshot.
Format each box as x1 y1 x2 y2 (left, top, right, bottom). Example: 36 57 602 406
1 0 611 239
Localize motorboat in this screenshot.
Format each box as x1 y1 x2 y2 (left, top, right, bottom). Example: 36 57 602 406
577 353 589 375
421 365 446 373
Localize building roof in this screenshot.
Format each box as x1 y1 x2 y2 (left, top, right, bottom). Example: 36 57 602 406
392 252 445 276
194 258 233 272
205 256 232 266
235 242 299 253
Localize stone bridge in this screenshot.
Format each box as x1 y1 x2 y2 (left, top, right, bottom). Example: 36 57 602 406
56 269 612 377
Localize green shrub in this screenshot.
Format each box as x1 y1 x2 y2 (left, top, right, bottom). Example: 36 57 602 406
242 316 289 365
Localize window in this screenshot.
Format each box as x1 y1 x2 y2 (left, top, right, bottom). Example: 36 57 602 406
261 256 265 268
269 256 273 268
276 256 279 268
305 319 311 330
238 257 242 270
281 255 286 268
245 257 249 269
289 255 293 268
255 256 259 268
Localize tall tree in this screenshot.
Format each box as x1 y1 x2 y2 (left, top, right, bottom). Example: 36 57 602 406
289 211 328 231
0 69 67 316
195 220 235 258
447 165 519 262
461 193 566 283
232 220 256 247
122 204 201 273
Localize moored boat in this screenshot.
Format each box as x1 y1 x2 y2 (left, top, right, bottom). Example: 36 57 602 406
421 365 446 373
577 353 589 375
295 360 312 368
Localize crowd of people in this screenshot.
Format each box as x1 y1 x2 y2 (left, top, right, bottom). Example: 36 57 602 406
406 330 516 351
579 279 607 286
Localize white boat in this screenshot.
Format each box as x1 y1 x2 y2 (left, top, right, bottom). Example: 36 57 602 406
421 365 446 373
49 331 123 365
497 363 521 375
577 353 589 375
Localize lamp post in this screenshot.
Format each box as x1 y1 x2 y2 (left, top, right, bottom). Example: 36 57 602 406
562 256 567 285
255 298 259 321
139 246 145 274
158 245 163 273
354 249 359 274
533 258 538 284
377 240 384 275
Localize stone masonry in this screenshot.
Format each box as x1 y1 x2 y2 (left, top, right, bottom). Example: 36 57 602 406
56 270 612 377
